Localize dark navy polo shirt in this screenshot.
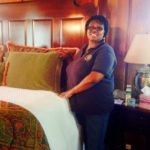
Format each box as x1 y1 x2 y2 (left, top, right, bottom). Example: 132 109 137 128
66 41 117 115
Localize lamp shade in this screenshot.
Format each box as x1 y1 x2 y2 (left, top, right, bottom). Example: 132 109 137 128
124 34 150 64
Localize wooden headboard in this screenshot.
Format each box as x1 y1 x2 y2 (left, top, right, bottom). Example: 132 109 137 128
0 0 98 48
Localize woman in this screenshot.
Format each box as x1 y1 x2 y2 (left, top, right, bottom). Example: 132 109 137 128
59 15 117 150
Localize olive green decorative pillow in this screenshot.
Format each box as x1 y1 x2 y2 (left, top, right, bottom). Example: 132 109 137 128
4 51 63 92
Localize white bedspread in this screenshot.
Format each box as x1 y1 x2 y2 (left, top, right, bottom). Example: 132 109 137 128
0 86 79 150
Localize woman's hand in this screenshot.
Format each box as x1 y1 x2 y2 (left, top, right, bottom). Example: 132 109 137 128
59 90 74 99
57 49 70 59
56 47 79 59
59 71 104 100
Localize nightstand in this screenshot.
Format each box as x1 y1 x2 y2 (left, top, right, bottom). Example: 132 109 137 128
106 103 150 150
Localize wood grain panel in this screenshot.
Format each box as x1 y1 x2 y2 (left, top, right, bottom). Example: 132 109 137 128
0 0 21 3
60 17 85 48
32 19 52 48
8 20 26 45
0 0 32 3
26 20 33 46
99 0 130 90
0 21 3 44
23 0 32 1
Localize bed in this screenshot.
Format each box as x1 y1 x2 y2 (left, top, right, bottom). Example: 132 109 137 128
0 42 79 150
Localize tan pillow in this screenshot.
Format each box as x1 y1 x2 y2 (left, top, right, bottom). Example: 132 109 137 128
6 41 79 56
3 51 63 92
6 42 60 53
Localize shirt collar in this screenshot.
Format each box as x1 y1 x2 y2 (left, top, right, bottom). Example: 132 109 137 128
82 39 105 55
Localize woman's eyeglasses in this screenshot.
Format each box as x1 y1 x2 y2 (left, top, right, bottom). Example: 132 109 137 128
87 26 103 32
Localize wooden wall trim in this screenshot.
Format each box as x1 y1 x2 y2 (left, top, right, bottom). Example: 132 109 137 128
0 21 3 44
1 17 86 48
8 20 26 45
60 17 85 47
124 0 133 89
32 19 53 47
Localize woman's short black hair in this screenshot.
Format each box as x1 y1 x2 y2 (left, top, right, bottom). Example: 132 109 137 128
85 15 109 37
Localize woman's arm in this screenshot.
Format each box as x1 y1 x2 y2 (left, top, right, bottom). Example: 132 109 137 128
59 71 104 99
57 47 80 60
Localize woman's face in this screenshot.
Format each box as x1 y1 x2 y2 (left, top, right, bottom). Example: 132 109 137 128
86 20 105 43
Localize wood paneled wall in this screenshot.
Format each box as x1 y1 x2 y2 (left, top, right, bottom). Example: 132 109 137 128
0 21 2 44
4 18 85 48
126 0 150 87
98 0 130 89
0 1 89 48
1 0 148 89
98 0 150 90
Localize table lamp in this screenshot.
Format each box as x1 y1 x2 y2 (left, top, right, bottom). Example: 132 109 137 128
124 34 150 96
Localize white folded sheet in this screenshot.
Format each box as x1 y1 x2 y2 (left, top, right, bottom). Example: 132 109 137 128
0 86 79 150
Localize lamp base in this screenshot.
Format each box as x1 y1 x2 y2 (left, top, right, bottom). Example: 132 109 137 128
133 65 150 98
